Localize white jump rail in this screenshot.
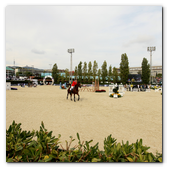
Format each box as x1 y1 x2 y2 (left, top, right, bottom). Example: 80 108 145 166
109 84 114 96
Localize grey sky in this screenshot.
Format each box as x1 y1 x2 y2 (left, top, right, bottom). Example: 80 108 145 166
5 5 162 70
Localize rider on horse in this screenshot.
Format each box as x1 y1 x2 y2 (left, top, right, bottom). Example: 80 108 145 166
70 79 77 92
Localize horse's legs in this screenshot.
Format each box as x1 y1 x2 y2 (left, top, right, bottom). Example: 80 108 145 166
70 93 72 101
73 94 75 102
78 93 80 101
67 92 68 99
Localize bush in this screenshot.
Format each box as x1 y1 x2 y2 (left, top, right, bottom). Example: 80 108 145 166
6 121 162 162
95 90 106 93
118 94 121 98
109 94 113 97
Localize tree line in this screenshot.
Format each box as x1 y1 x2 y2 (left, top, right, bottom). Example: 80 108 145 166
52 53 151 85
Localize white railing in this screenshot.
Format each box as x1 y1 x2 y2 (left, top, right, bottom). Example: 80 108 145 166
6 82 11 90
133 88 138 92
146 89 151 92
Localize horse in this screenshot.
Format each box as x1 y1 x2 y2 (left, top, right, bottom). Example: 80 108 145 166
67 82 81 102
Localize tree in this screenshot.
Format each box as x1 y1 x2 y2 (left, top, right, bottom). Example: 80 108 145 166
120 53 129 84
101 61 107 83
108 65 112 83
82 62 87 83
87 61 92 84
141 58 150 84
157 73 162 78
16 72 22 77
78 61 82 82
74 66 78 79
52 63 59 83
25 71 32 77
61 74 65 83
112 67 118 83
92 60 98 82
43 70 46 77
137 70 142 75
97 69 101 83
65 68 69 82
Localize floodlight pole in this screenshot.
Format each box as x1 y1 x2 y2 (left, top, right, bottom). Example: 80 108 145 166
67 49 75 83
147 47 156 84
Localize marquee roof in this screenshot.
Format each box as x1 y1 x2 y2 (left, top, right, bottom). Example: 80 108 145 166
6 67 14 71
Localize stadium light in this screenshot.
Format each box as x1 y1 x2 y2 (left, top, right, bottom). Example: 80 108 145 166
147 46 156 84
67 48 75 82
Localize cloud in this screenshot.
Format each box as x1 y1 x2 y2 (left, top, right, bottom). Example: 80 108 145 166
123 35 155 47
6 48 12 51
31 49 45 54
5 6 162 69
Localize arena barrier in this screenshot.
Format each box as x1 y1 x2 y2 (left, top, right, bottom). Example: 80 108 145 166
146 89 151 92
155 89 159 92
133 88 138 92
155 88 162 92
6 82 11 90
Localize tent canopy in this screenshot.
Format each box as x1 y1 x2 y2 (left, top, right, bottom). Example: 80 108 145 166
6 67 14 71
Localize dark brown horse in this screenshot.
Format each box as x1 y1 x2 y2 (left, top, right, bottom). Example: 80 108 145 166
67 82 81 102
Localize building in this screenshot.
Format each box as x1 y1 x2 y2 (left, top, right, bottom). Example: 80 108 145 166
7 65 65 77
129 66 162 77
116 66 162 77
6 65 162 81
6 67 14 77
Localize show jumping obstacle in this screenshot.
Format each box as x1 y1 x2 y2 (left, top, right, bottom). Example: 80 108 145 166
79 79 99 92
109 83 125 97
43 75 54 85
6 82 11 90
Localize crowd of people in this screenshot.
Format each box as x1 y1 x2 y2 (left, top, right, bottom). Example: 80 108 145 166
6 75 30 81
124 84 162 92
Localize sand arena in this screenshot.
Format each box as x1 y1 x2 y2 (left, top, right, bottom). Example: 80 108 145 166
6 85 162 154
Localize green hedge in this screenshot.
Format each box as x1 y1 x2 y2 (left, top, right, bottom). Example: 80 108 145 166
6 121 162 162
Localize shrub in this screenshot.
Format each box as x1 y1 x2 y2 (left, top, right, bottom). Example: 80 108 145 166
110 93 121 98
109 94 113 97
95 90 106 93
118 94 121 98
6 121 162 162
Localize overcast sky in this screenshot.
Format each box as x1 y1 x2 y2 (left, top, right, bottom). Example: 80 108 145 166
5 5 162 70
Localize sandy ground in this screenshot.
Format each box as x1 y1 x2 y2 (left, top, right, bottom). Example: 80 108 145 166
6 85 162 154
